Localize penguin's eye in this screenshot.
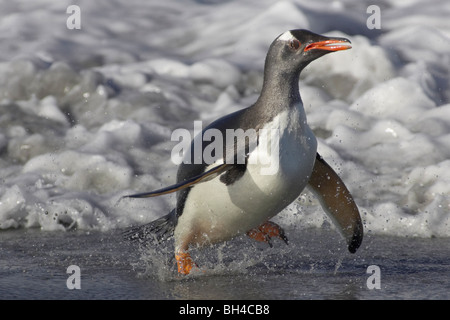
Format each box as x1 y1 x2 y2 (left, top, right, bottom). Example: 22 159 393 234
289 39 301 50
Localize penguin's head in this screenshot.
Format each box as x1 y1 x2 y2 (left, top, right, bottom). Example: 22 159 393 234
268 29 351 73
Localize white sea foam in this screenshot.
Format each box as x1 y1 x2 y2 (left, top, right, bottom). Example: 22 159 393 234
0 0 449 238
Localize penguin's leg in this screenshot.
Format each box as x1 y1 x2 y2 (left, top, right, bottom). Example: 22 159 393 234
174 235 198 275
246 221 289 247
175 251 195 275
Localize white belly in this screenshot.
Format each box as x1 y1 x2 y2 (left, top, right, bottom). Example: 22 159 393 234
174 109 317 249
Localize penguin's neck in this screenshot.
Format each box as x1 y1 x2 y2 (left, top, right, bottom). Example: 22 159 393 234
256 64 303 117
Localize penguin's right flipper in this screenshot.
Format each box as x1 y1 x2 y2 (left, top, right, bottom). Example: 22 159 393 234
122 163 233 199
307 153 364 253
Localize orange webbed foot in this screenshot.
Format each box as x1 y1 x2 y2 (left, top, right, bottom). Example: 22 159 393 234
175 252 196 275
247 221 289 247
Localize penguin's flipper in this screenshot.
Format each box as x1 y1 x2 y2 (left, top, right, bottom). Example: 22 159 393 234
122 163 233 199
307 153 363 253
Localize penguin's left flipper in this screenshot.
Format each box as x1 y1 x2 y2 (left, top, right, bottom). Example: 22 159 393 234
307 153 363 253
122 163 233 199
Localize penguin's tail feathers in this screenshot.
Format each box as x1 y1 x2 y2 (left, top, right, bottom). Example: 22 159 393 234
122 209 177 244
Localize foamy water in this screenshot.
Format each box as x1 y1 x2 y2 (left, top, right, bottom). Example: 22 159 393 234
0 0 449 240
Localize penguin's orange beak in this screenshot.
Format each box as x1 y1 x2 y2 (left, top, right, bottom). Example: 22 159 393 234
304 39 352 52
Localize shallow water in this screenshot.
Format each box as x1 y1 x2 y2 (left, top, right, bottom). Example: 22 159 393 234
1 228 448 300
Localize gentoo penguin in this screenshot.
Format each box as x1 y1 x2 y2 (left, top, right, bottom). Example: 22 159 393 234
123 29 363 275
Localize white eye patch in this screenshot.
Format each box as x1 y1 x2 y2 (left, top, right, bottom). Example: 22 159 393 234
277 31 294 42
